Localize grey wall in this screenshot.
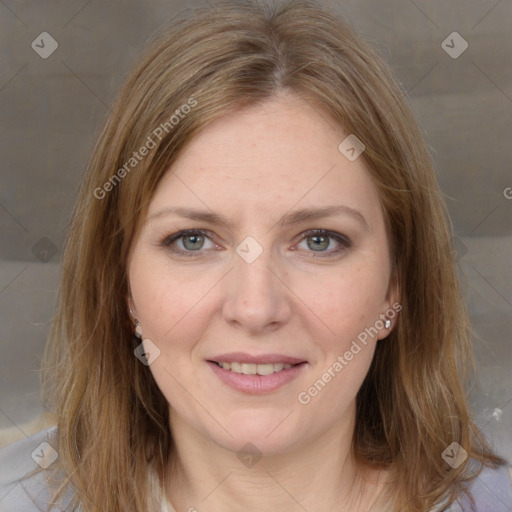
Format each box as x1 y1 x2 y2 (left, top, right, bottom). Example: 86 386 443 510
1 0 511 461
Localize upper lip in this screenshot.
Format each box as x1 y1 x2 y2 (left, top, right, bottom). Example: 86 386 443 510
208 353 307 365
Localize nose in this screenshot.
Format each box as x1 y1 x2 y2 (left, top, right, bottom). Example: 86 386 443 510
222 248 293 334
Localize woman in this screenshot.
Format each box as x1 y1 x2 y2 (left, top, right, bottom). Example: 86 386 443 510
1 1 510 511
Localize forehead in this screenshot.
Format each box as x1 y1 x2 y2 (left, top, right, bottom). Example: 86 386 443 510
147 93 383 228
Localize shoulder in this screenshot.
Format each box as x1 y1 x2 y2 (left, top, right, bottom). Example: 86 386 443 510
444 462 512 512
0 425 75 512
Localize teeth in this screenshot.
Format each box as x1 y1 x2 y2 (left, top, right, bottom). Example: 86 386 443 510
217 362 295 375
241 363 257 375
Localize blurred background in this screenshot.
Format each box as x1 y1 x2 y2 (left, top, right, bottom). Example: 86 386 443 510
0 0 511 464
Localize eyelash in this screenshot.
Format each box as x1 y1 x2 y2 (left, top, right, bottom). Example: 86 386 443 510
160 229 352 258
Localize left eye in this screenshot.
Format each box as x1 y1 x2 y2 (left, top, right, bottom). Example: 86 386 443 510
295 230 351 257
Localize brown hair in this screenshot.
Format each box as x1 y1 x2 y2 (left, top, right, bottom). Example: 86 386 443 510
38 0 503 510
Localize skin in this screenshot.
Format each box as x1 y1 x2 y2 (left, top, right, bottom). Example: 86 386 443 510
127 92 399 511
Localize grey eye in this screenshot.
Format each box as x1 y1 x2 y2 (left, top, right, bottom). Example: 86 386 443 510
306 234 331 251
295 230 351 258
181 233 205 251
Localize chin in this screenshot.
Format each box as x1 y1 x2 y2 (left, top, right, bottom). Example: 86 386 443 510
208 411 305 456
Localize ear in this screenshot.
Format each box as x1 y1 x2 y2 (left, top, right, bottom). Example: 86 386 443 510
386 266 401 308
127 292 137 320
377 267 401 340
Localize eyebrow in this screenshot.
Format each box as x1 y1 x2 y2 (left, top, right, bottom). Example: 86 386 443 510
146 204 369 231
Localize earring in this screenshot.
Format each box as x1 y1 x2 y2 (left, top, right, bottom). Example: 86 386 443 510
129 307 143 338
384 319 391 328
134 319 143 338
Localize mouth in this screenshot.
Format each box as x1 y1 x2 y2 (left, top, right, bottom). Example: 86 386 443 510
206 354 308 394
208 360 304 375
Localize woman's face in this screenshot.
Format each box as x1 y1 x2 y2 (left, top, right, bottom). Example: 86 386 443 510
127 93 398 455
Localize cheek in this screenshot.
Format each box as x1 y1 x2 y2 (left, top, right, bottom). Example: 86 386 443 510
128 254 218 408
128 253 217 347
292 262 386 348
293 266 384 420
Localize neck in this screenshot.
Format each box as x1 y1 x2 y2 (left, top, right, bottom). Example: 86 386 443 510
165 406 389 512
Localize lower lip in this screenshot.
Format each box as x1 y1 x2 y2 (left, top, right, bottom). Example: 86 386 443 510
207 361 307 394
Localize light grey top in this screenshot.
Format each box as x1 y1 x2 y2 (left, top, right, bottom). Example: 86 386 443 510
1 426 511 511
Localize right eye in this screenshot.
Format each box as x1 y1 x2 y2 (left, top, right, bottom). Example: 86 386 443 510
161 229 220 256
